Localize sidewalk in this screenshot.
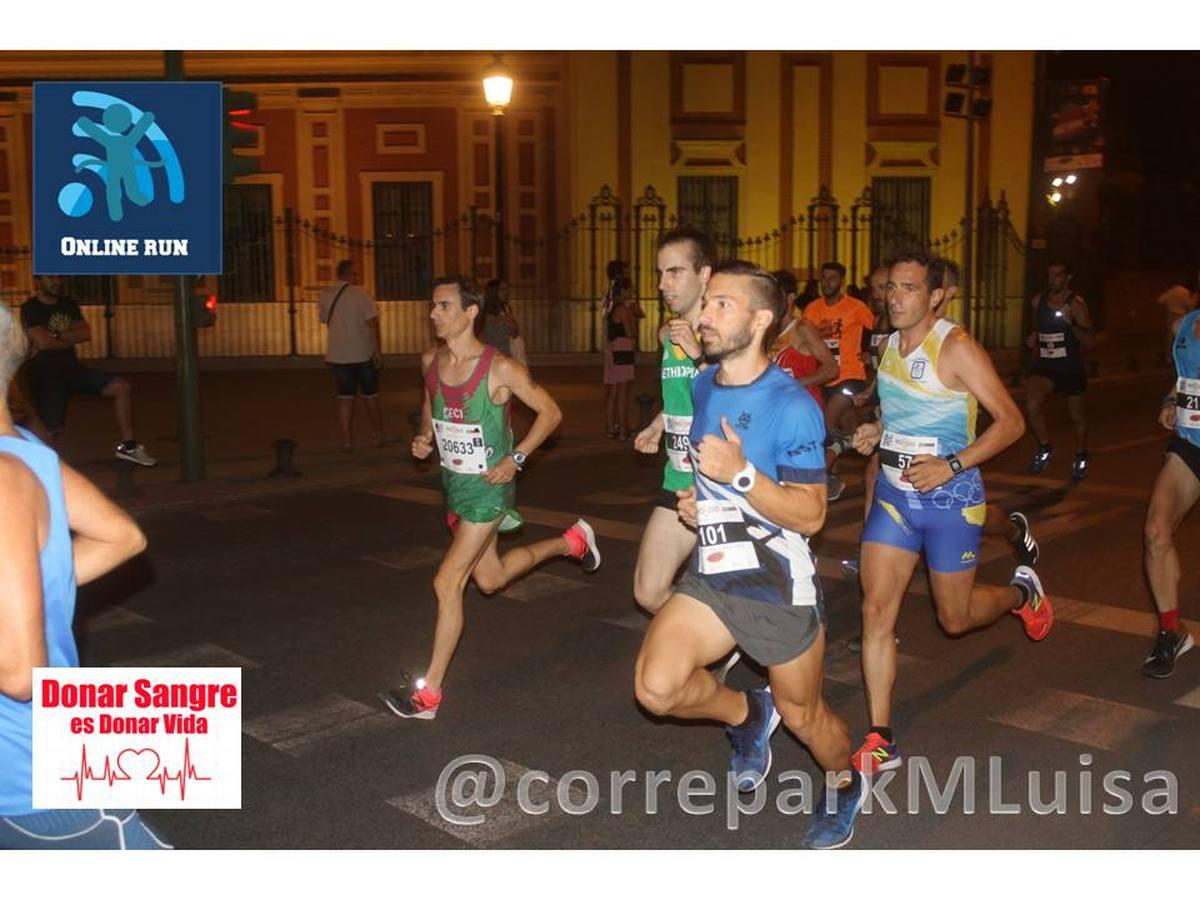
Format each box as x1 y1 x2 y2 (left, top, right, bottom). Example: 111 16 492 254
56 350 1170 515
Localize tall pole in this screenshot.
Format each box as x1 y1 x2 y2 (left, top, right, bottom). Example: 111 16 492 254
165 50 204 481
494 113 506 281
962 51 976 335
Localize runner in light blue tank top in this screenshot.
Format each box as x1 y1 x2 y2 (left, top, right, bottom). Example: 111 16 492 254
0 414 169 847
1140 308 1200 678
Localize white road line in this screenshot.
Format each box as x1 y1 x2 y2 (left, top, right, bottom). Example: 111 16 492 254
387 756 590 848
244 694 394 757
84 606 153 634
989 688 1165 751
115 642 259 669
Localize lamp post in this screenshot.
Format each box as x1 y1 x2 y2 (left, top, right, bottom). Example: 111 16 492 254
483 55 514 281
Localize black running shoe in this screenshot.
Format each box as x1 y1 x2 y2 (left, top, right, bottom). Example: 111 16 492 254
1028 444 1053 474
1142 629 1194 679
1007 511 1040 567
1071 452 1089 482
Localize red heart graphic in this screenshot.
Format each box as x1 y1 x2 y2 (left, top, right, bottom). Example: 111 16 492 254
452 459 463 466
116 747 161 781
706 551 725 564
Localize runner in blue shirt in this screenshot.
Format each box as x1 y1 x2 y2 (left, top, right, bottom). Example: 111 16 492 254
633 260 864 850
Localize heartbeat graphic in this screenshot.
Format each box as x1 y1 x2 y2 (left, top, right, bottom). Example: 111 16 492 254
60 739 211 802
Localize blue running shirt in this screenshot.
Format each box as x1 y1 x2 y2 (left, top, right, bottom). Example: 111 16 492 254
1174 310 1200 449
687 363 825 607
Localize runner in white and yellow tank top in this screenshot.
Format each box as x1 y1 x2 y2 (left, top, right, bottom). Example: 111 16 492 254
848 252 1053 778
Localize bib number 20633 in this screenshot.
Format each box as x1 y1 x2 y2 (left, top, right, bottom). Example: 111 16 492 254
432 418 488 474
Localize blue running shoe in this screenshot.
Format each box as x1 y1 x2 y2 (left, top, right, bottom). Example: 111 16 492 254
726 688 782 793
804 769 866 850
1028 444 1053 474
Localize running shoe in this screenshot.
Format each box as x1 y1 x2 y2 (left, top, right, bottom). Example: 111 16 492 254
1011 565 1054 641
1071 452 1089 482
1142 629 1195 679
827 474 846 502
115 441 157 467
852 730 902 774
379 678 442 720
564 519 601 573
1007 511 1040 567
726 688 782 793
1028 444 1053 474
713 649 742 684
840 558 860 578
803 770 865 850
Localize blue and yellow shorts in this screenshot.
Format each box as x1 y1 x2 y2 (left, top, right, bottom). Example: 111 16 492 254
862 474 985 573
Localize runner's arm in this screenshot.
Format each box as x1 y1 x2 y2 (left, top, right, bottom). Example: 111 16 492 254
792 319 838 387
939 331 1025 469
61 462 146 586
24 326 72 352
494 355 562 458
1067 297 1096 349
745 479 827 536
0 456 48 700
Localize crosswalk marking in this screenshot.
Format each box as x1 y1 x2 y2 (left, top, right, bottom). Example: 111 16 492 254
362 546 445 572
500 571 591 603
989 687 1166 751
84 606 152 634
115 642 259 669
387 756 589 847
244 694 394 758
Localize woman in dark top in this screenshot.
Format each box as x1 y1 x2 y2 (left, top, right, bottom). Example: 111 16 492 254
480 279 520 359
602 276 637 439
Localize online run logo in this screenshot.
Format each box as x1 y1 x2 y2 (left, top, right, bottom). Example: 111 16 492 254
57 90 185 223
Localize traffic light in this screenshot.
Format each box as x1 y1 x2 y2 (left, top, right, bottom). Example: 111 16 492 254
188 275 217 328
222 88 260 184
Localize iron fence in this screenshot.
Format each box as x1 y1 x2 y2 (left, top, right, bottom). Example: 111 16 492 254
0 183 1027 359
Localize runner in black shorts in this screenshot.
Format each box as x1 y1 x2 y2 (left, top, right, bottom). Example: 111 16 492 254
20 275 155 466
634 261 864 849
1024 262 1095 480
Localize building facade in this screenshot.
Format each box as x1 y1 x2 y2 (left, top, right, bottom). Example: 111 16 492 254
0 50 1034 357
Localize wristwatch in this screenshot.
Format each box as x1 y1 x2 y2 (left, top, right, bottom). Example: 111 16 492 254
732 462 757 493
944 454 964 474
509 450 528 471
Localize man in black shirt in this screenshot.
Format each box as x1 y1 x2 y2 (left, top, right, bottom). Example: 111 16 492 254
20 275 155 466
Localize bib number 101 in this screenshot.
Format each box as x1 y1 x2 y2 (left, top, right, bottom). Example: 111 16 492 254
700 523 728 547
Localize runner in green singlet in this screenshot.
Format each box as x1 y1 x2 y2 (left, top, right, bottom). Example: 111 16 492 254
632 227 714 616
379 276 601 720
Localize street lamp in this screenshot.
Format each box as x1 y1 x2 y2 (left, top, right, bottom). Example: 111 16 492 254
482 54 514 279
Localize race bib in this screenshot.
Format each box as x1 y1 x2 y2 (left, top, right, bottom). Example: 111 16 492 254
824 338 841 365
432 418 488 474
663 414 694 474
696 500 760 575
879 431 939 492
1038 331 1067 359
1177 377 1200 429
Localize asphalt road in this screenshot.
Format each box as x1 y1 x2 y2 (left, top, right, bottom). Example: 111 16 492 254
63 366 1200 848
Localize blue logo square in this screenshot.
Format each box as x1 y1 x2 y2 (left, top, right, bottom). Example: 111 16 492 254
33 81 223 275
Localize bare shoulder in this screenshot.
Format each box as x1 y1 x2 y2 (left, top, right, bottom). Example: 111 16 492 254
0 451 40 505
419 345 438 373
940 324 990 369
490 350 531 387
